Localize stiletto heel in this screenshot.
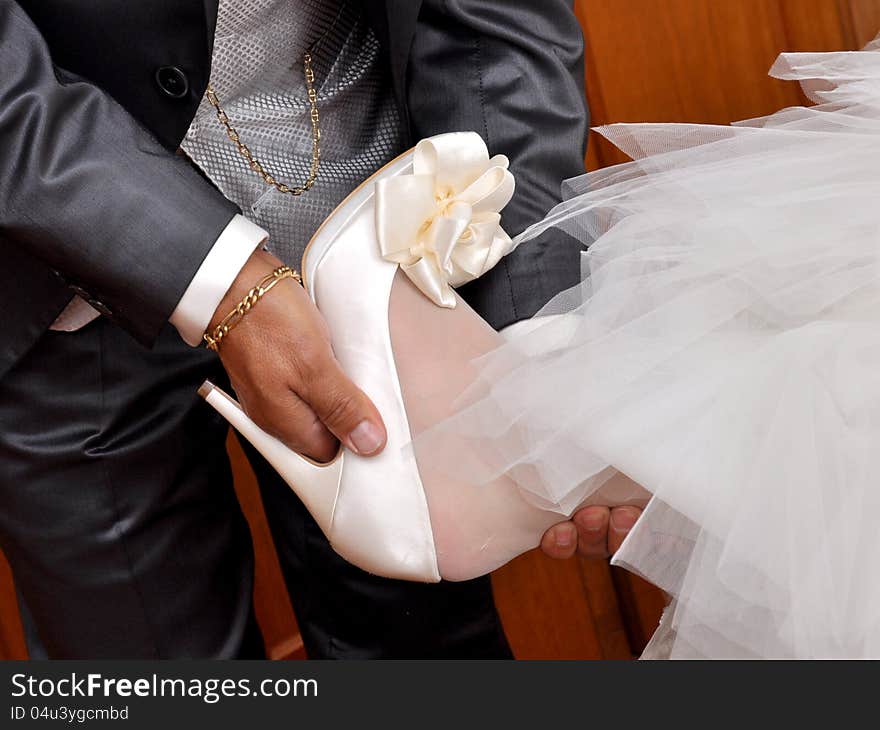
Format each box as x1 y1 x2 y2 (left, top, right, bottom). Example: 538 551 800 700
198 381 342 536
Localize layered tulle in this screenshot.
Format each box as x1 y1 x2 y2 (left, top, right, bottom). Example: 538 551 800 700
416 38 880 657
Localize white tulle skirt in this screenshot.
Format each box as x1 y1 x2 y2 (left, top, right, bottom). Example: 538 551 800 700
419 39 880 658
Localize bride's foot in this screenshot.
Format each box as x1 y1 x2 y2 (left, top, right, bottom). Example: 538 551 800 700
387 270 566 579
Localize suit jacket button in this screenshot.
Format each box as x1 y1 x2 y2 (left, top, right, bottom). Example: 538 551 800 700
155 66 190 99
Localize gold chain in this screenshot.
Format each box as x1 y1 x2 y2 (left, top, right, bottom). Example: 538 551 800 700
205 52 321 196
204 266 302 351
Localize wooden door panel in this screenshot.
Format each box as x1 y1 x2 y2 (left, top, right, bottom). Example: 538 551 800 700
0 551 27 660
847 0 880 45
578 0 808 167
492 551 632 659
227 435 306 660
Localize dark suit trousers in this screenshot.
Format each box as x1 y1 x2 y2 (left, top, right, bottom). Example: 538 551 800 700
0 320 511 658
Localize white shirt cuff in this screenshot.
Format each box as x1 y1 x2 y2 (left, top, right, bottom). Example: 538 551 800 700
170 214 268 346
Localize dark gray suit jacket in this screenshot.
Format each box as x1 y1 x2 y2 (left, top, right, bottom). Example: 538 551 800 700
0 0 588 380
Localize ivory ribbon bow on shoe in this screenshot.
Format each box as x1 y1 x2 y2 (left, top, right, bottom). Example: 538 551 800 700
375 132 516 308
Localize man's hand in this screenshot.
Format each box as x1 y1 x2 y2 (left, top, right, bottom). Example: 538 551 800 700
211 248 387 462
540 506 642 560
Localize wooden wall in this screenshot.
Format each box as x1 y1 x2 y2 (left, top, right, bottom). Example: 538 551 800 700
1 0 879 660
579 0 880 170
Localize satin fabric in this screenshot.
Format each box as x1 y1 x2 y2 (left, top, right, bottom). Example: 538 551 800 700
376 133 515 308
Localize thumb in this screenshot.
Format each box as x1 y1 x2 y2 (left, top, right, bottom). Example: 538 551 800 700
304 357 387 456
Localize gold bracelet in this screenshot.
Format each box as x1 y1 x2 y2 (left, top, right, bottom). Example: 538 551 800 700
203 266 302 352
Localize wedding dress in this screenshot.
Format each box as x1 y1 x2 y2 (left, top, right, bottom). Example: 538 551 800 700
418 38 880 658
204 38 880 658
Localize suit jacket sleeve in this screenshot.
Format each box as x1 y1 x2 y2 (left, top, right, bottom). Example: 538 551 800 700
406 0 589 329
0 0 240 346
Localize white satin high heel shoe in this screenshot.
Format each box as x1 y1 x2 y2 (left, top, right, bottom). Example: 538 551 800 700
201 133 504 583
200 132 649 583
